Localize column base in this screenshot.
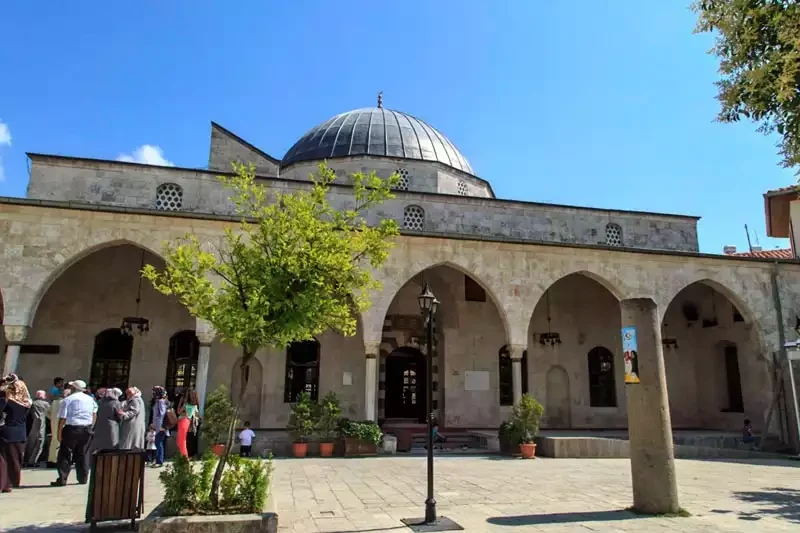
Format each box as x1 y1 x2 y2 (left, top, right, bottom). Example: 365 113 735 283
401 516 463 532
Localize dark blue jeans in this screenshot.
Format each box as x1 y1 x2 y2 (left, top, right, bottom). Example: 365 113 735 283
155 431 167 465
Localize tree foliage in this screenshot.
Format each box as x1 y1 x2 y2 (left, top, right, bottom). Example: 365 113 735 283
692 0 800 170
142 162 398 507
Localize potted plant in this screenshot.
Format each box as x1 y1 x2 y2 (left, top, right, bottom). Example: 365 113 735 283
288 391 315 457
338 418 382 456
316 392 341 457
204 386 236 456
512 393 544 459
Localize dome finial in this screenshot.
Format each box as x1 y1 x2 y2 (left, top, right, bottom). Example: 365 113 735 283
377 91 383 109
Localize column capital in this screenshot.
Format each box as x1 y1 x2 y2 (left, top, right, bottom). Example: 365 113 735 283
3 325 29 345
507 344 527 361
365 341 381 359
195 319 216 345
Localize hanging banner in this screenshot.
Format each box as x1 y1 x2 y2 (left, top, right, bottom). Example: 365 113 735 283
621 326 640 384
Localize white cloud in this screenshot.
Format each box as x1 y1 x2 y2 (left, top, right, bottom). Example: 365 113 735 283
0 120 9 181
116 144 173 166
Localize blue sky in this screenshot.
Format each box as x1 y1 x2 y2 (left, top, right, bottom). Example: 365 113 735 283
0 1 795 253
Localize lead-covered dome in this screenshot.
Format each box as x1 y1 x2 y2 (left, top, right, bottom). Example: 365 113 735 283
281 107 474 175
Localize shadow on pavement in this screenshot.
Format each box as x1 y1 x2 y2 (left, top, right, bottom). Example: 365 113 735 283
733 486 800 523
4 521 137 533
487 509 645 526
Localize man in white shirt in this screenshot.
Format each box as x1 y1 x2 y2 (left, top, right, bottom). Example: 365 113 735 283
51 379 98 486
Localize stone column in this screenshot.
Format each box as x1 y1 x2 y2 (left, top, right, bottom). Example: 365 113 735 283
2 325 29 377
508 344 526 405
364 341 380 422
620 298 680 514
195 320 216 415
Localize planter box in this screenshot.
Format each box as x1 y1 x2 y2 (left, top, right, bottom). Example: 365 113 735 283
342 437 378 457
139 491 278 533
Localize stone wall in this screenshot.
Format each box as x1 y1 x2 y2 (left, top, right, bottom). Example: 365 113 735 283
1 201 798 432
207 123 279 177
25 156 699 252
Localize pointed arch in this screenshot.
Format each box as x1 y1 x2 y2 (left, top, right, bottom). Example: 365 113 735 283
660 278 757 326
366 259 511 346
27 239 166 326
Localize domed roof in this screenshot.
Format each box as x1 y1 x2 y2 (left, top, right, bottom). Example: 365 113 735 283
281 107 474 175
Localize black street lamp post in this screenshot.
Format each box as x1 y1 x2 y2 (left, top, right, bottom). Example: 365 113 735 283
402 283 461 532
418 283 439 523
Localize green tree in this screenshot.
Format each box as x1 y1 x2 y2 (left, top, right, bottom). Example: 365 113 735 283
692 0 800 170
143 162 398 508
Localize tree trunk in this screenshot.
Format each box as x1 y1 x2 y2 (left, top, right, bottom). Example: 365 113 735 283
209 347 253 509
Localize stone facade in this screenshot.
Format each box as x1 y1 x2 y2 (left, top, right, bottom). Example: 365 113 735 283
0 200 797 434
2 108 798 447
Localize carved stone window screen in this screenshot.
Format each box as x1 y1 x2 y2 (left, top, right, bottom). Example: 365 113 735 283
605 223 622 247
395 168 410 191
457 181 468 196
156 183 184 211
403 205 425 231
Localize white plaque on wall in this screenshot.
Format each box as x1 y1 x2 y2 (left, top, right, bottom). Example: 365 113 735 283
464 371 490 391
342 371 353 386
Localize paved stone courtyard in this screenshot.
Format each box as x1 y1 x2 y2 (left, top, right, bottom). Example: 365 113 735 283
1 456 799 532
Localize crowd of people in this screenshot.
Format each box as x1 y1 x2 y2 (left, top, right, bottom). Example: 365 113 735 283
0 373 201 492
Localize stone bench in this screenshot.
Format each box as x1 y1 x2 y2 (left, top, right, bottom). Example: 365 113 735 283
469 430 500 452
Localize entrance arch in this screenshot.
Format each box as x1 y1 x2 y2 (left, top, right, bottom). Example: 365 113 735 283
661 280 765 430
384 347 426 421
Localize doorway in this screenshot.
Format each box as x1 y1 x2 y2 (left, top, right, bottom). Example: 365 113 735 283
385 347 426 422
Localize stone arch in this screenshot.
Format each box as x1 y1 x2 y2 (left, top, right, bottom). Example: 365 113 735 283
366 259 511 347
25 238 166 327
660 279 766 430
232 356 263 428
545 365 571 428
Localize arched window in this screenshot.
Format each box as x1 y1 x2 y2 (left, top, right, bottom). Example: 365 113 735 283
605 223 622 247
89 329 133 391
457 181 468 196
155 183 184 211
284 340 320 402
165 330 199 401
395 168 410 190
498 346 528 406
403 205 425 231
588 346 617 407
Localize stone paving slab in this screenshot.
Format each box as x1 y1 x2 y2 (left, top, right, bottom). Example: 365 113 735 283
1 456 798 532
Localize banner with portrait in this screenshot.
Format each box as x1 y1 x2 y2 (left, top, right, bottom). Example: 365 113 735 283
621 326 640 384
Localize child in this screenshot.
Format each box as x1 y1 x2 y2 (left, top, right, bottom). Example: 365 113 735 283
742 418 754 444
146 424 157 464
238 421 256 457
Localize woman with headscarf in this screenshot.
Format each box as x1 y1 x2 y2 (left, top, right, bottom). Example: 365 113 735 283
150 386 170 466
0 374 32 493
118 387 146 450
23 390 49 467
91 388 122 453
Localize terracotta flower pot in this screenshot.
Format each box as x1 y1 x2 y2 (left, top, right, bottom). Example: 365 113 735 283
520 442 536 459
319 442 334 457
210 444 225 457
292 442 308 458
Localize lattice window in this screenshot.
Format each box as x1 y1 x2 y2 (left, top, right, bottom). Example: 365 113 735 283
605 223 622 247
457 181 468 196
403 205 425 231
156 183 183 211
395 168 410 191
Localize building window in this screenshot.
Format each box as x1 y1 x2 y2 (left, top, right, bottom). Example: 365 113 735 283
395 168 410 191
156 183 183 211
588 346 617 407
465 275 486 302
723 345 744 412
165 330 199 402
457 181 468 196
284 340 320 402
499 346 528 406
89 329 133 392
403 205 425 231
605 223 622 247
